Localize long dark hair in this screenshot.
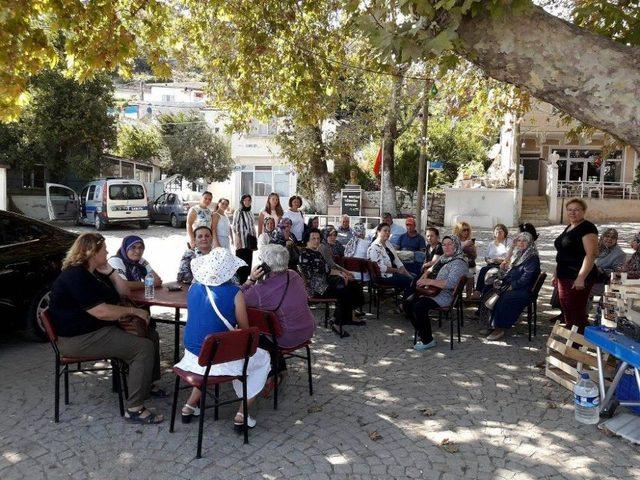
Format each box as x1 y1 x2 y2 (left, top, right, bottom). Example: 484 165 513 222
264 192 284 218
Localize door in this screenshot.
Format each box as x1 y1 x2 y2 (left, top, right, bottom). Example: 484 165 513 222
45 183 79 221
165 193 177 220
521 154 541 196
151 193 166 221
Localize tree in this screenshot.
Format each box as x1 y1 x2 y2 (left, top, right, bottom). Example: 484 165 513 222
157 113 233 183
0 69 116 179
116 124 164 162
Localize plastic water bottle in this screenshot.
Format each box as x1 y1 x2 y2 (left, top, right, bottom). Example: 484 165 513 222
144 271 155 299
574 372 600 424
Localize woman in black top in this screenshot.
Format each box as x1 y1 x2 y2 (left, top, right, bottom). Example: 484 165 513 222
48 233 163 424
553 198 598 333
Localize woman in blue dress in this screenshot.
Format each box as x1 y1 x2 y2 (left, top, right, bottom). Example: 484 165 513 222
174 248 270 428
486 232 541 341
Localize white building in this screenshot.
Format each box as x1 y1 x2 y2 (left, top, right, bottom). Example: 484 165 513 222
115 83 297 213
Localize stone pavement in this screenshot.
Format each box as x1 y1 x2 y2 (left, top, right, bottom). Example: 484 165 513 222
1 224 640 479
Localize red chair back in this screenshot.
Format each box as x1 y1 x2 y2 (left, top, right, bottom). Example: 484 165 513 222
366 260 382 281
41 309 58 343
198 327 259 367
246 308 283 338
342 257 369 281
531 272 547 296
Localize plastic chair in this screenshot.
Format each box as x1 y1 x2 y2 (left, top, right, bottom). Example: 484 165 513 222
169 327 260 459
527 272 547 341
41 310 127 423
246 308 313 409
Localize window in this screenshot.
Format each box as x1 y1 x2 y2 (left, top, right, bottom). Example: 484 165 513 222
135 165 152 183
273 172 290 198
522 157 540 180
254 171 272 196
121 161 134 179
22 165 46 189
241 171 253 196
166 194 177 205
109 184 145 200
87 185 96 200
161 94 175 102
102 159 120 178
0 216 47 247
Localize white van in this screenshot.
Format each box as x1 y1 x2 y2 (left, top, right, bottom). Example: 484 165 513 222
46 178 150 230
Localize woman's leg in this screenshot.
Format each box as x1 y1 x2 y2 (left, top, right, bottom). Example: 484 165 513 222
232 349 271 419
146 327 162 383
409 297 439 344
557 278 595 333
475 265 491 292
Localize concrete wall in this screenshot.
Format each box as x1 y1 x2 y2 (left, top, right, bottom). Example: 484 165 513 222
444 188 518 227
553 198 640 223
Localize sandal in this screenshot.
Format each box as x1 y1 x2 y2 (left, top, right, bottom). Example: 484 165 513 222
181 403 200 424
331 323 350 338
125 407 164 425
233 412 257 431
150 386 169 398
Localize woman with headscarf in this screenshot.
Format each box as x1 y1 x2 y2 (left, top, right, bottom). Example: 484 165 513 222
257 216 276 251
324 226 345 258
108 235 164 395
108 235 162 291
403 235 469 351
485 232 541 341
175 248 270 429
344 224 370 259
621 232 640 278
594 228 626 282
271 217 300 269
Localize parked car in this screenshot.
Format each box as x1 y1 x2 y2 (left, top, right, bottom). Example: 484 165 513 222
0 210 77 340
148 191 201 228
46 178 150 230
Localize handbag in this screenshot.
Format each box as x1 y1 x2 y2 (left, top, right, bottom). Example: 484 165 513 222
240 211 258 251
484 284 509 310
416 285 442 297
118 298 149 337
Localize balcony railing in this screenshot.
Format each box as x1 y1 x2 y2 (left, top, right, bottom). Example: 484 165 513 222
557 181 639 199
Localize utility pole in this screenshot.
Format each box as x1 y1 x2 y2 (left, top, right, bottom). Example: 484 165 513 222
415 79 429 232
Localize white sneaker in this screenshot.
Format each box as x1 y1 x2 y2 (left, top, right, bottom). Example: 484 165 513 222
414 339 437 351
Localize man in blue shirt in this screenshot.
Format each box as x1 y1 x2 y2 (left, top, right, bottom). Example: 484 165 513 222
396 217 426 275
382 212 406 247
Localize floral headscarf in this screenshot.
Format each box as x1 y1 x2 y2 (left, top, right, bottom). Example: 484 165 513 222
116 235 147 281
597 228 618 259
437 235 466 265
344 224 366 257
510 232 538 268
624 232 640 273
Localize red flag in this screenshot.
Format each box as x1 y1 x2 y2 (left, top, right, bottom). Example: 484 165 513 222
373 145 383 176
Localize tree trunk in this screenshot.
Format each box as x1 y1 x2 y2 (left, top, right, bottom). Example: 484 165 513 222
456 3 640 149
309 124 332 213
381 73 405 216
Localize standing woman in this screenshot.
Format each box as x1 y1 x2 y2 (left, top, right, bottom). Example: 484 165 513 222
553 198 598 333
283 195 305 244
258 192 284 235
620 232 640 277
232 194 256 284
210 198 232 250
186 191 213 248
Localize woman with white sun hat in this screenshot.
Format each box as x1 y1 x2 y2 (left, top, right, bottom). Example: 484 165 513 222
174 247 270 429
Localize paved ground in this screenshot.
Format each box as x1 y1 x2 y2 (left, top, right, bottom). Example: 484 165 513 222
1 223 640 479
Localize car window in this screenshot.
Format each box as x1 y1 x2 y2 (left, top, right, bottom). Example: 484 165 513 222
155 193 166 204
109 184 145 200
0 216 48 247
166 194 176 205
81 186 89 200
88 185 96 200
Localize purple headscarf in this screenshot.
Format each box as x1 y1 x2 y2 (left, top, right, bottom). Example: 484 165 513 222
116 235 147 281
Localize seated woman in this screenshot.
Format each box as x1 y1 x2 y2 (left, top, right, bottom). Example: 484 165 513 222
271 217 300 269
454 221 477 298
344 224 371 282
324 227 345 258
48 233 162 424
257 216 276 251
620 232 640 278
367 223 414 298
108 235 163 290
485 232 541 341
299 229 365 337
403 236 469 351
472 224 509 297
241 244 316 385
177 226 214 284
175 248 271 428
302 216 320 244
592 228 625 294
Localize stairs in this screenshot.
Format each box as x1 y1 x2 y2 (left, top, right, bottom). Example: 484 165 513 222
520 196 550 226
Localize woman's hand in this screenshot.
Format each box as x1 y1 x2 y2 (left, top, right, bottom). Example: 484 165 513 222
417 278 431 288
247 266 264 283
130 308 150 325
572 276 585 290
499 260 509 270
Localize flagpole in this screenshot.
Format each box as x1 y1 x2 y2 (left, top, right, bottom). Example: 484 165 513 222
379 139 384 219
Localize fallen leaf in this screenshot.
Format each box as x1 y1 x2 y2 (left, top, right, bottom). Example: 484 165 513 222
388 411 399 419
307 405 323 413
368 431 382 441
547 402 557 409
440 438 459 454
419 407 435 417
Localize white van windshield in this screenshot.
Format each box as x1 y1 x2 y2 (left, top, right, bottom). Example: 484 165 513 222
109 184 145 200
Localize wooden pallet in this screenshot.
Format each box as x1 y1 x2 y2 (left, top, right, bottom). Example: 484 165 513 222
545 321 607 391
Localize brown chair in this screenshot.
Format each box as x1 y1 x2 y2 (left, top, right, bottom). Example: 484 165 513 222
367 260 400 318
246 308 313 409
169 327 260 459
527 272 547 341
41 310 127 423
413 276 467 350
342 257 373 312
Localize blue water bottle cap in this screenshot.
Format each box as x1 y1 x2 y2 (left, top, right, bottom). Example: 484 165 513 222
581 372 589 379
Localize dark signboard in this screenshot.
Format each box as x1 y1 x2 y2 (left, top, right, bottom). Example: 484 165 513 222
341 189 361 216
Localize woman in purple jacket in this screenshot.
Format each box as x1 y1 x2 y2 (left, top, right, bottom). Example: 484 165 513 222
241 244 315 389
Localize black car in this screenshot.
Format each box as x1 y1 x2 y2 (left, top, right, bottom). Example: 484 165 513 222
0 210 77 340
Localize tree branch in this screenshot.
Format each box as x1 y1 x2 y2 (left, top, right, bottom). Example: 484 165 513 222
397 95 424 138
